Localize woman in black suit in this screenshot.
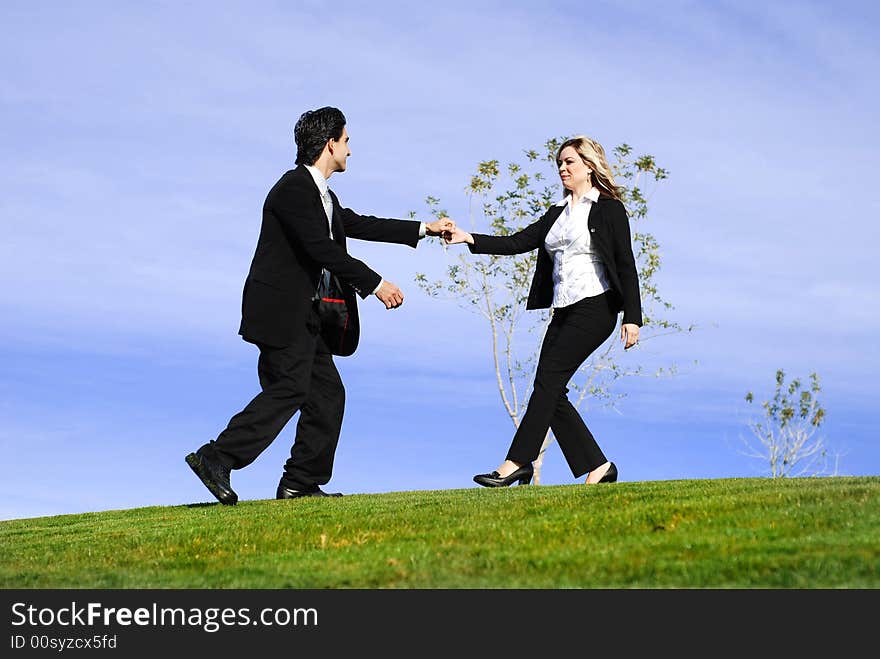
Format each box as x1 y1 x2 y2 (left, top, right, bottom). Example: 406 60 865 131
444 135 641 486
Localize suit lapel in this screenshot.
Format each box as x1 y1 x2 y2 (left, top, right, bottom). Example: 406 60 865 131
543 205 565 235
296 165 329 224
328 190 345 245
297 166 343 245
587 200 601 232
587 199 614 262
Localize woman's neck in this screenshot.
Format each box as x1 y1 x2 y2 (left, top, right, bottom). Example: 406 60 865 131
569 184 594 200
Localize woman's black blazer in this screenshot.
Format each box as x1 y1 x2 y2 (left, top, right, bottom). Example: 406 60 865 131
468 195 642 326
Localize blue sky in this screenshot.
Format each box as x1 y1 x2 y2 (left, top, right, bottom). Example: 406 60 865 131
1 1 878 520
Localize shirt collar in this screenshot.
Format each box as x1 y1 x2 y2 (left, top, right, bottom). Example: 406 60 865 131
555 186 601 207
305 165 329 197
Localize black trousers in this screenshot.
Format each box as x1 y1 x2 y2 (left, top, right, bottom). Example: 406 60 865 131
198 319 345 492
506 291 618 478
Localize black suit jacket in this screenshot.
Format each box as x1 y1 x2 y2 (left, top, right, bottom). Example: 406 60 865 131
468 195 643 326
238 165 421 350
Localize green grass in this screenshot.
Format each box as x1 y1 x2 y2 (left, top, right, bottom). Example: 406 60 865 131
2 477 878 588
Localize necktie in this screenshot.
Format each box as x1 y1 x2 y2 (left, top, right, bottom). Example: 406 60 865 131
321 189 334 239
319 188 333 296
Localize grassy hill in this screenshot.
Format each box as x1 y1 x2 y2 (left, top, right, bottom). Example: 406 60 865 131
1 477 877 588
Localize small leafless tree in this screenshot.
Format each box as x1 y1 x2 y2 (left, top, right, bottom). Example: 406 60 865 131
742 369 840 477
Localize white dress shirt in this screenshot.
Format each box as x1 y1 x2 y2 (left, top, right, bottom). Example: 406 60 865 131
305 165 427 295
544 187 610 308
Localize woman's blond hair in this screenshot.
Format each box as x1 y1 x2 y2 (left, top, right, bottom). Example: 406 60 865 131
555 135 622 201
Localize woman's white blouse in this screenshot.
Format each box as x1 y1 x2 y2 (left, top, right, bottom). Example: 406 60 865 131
544 187 611 308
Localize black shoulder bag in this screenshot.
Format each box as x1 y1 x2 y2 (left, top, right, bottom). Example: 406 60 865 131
313 271 351 356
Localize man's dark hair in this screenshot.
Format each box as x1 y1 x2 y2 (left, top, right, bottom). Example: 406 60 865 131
294 106 346 166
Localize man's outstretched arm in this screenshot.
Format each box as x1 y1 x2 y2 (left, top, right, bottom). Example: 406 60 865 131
339 203 454 247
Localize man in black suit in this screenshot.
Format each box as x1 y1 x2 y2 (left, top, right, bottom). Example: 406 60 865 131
185 106 452 504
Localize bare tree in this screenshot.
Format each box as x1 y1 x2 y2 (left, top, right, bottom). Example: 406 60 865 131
415 139 692 483
742 369 840 477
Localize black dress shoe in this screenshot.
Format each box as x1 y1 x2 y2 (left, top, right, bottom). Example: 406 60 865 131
185 451 238 505
276 485 344 499
596 461 618 483
473 463 534 488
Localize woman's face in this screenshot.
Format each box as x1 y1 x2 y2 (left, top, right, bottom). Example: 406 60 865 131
557 146 592 192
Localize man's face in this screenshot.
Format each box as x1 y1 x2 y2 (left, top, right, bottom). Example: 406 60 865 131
329 126 351 173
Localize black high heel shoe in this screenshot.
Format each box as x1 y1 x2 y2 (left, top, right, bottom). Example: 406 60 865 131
473 463 534 488
595 461 618 483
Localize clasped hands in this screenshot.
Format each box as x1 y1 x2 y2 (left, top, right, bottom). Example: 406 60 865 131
375 217 458 310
